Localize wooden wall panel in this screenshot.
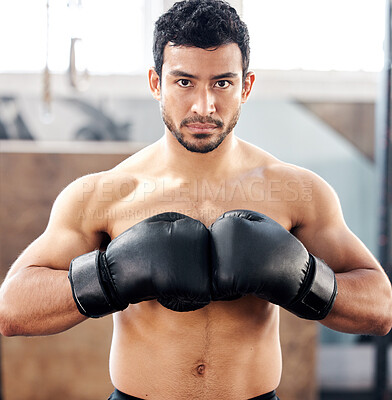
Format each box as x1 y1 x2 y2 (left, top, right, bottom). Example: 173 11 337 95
278 310 318 400
0 152 129 400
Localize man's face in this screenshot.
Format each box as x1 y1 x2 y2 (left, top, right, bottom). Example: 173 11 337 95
150 43 253 153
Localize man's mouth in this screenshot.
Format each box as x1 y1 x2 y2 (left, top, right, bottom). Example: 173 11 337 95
185 123 218 133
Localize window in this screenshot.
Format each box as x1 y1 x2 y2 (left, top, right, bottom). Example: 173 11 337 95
0 0 156 74
242 0 386 71
0 0 386 74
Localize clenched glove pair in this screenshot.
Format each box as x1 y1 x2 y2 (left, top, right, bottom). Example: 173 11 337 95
69 210 337 320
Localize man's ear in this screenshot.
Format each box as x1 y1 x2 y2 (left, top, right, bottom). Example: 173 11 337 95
148 68 161 101
241 71 255 104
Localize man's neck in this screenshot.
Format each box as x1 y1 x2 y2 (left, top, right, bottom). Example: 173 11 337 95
158 130 240 180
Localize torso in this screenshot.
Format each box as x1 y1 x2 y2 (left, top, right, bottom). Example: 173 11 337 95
87 138 310 399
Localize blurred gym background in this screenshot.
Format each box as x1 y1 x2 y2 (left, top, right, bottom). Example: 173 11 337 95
0 1 391 399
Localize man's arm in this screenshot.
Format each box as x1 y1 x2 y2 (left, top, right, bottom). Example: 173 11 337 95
292 171 392 335
0 175 105 336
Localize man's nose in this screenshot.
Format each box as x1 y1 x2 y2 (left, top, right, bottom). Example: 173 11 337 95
191 87 216 116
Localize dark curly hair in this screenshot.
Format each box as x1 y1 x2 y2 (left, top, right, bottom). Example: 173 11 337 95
153 0 250 82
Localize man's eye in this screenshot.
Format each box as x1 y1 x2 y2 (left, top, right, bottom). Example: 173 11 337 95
215 80 231 89
177 79 192 87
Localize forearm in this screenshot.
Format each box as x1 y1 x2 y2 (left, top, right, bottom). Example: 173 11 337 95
321 269 392 336
0 266 86 336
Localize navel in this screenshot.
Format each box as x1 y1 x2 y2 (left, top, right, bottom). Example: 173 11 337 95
196 363 206 376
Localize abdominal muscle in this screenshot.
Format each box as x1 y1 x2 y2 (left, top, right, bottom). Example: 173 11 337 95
109 296 282 400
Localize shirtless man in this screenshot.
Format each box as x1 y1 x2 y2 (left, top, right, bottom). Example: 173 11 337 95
0 1 391 399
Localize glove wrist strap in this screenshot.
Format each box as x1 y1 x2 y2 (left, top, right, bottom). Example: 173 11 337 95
69 250 117 318
288 254 338 320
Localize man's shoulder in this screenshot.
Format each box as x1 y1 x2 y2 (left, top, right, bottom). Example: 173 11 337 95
240 139 318 183
66 168 139 206
67 142 158 197
265 160 336 204
63 140 166 207
266 161 320 184
240 140 336 205
265 161 341 228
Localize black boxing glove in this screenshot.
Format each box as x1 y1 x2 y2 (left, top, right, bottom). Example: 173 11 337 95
209 210 337 320
69 212 211 317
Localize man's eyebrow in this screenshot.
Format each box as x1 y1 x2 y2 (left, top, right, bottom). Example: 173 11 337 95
168 70 239 80
168 70 198 79
211 72 239 80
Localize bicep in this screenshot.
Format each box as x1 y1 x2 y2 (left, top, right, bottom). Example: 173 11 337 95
7 228 100 279
6 176 105 279
293 173 381 274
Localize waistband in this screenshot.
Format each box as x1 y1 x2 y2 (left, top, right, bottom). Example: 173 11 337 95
108 388 279 400
249 390 278 400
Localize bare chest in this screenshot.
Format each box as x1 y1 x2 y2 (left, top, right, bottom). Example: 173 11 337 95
107 176 294 238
